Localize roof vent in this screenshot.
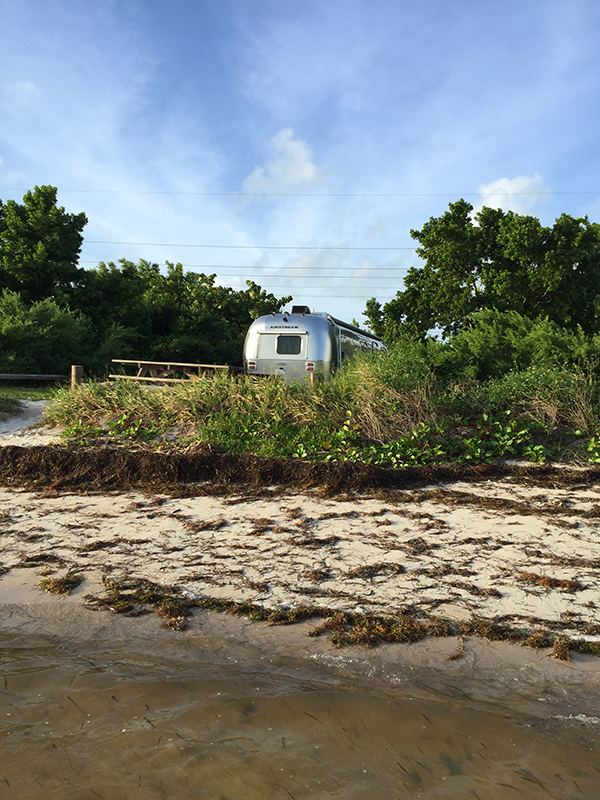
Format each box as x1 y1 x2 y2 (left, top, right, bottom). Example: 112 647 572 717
291 305 310 314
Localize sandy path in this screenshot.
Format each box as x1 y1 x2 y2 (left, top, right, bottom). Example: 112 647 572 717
0 400 62 446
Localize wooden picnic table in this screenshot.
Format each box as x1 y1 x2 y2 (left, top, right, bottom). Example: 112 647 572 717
109 359 232 384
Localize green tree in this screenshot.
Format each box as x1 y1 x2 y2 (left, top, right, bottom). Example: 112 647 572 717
0 185 87 302
0 289 93 373
70 258 151 352
71 259 291 366
365 200 600 340
140 262 291 364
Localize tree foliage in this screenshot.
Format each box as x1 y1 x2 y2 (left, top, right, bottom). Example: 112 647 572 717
0 289 93 373
0 186 87 303
365 200 600 339
0 186 291 373
69 259 292 368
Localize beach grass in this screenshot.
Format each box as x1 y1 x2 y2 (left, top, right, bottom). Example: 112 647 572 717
44 350 600 465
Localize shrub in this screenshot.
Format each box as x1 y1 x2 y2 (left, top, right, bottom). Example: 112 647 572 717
0 290 93 374
437 309 599 381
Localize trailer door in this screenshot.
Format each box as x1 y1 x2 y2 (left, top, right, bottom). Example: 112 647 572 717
257 333 307 358
257 332 308 380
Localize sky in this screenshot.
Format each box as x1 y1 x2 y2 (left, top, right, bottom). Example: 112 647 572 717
1 0 599 325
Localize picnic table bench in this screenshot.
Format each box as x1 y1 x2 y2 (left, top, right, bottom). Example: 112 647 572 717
109 359 233 384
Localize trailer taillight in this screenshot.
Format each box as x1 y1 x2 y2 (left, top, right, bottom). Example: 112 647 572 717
306 362 315 371
248 361 257 370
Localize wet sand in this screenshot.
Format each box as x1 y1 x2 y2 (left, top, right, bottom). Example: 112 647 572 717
2 568 600 700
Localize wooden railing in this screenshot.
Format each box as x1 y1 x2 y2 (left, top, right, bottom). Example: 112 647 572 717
0 373 68 381
109 359 232 384
0 365 83 388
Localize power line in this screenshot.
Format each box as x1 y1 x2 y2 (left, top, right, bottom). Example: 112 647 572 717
85 240 415 250
78 260 412 272
3 187 599 197
233 291 397 299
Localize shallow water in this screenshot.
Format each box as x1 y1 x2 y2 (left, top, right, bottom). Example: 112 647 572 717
1 631 599 800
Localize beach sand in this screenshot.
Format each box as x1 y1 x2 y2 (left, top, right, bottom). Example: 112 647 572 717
1 402 600 691
0 399 62 447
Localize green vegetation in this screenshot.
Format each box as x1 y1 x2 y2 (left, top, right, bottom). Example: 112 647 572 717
0 396 21 416
5 187 600 466
0 384 60 402
0 185 87 304
46 326 600 463
0 383 62 417
365 199 600 339
1 186 290 375
0 290 93 374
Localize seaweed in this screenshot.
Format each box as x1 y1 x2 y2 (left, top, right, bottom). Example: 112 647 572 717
303 568 331 582
346 562 406 580
4 443 600 496
38 572 83 595
290 534 340 548
405 537 437 555
447 636 465 661
78 575 596 655
447 581 503 598
308 610 449 649
77 540 118 553
552 636 572 661
2 442 600 656
519 572 584 592
20 553 65 567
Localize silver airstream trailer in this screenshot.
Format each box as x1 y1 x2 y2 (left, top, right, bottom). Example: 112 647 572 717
243 305 386 383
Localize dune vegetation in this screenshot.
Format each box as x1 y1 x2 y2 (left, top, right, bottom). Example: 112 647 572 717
45 320 600 465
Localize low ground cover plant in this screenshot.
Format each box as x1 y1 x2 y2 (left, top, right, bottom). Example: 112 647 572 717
44 342 600 465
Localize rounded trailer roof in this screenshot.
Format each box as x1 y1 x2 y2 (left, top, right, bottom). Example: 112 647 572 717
250 313 334 334
251 311 384 343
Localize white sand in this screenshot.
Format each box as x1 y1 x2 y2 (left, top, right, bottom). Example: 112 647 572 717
1 477 599 640
0 400 62 446
1 406 599 648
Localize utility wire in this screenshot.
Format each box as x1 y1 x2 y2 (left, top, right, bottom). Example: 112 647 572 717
78 260 412 272
85 240 415 250
3 187 598 197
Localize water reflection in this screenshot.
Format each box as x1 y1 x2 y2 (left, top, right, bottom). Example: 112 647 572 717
1 633 598 799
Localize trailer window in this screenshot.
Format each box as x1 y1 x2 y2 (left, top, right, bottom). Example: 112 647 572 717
277 335 302 355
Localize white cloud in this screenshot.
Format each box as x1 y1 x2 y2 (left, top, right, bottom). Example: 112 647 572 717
366 218 389 238
476 173 553 215
243 128 317 195
6 81 41 110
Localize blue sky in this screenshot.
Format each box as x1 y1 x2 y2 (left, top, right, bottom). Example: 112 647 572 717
1 0 599 324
